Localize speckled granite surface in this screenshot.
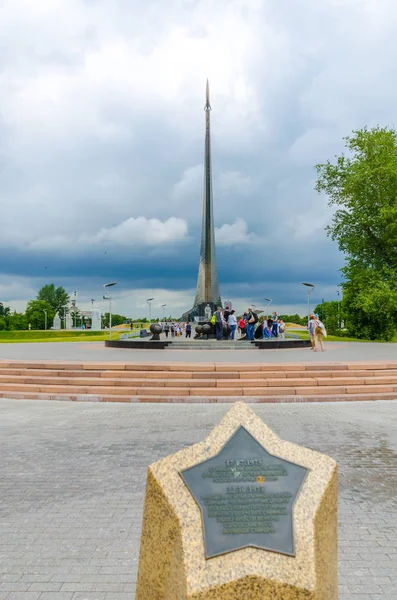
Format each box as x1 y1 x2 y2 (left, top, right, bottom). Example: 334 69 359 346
136 402 338 599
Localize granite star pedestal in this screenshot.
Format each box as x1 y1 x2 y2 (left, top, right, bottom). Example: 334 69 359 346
136 402 338 600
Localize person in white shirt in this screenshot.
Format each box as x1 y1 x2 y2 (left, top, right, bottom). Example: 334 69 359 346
227 310 237 340
278 320 286 339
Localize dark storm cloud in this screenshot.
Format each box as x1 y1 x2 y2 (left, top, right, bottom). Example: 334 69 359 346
1 0 396 315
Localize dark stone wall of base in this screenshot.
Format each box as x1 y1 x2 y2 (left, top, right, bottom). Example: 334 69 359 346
105 339 311 350
254 340 311 349
105 340 170 349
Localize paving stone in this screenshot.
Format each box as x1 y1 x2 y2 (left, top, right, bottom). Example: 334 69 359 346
0 399 396 599
71 595 106 600
39 594 73 600
6 594 41 600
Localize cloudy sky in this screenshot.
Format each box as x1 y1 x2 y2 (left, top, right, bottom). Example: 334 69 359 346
1 0 395 319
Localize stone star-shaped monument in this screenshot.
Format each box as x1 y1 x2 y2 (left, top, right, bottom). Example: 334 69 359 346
180 425 308 559
136 402 338 600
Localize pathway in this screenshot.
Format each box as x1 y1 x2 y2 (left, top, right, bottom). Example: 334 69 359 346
0 400 396 600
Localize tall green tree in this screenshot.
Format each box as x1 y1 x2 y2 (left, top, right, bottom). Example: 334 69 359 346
316 126 397 271
315 126 397 340
25 300 54 330
37 284 69 314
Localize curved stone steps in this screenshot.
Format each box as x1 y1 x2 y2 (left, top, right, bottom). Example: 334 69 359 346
0 360 397 403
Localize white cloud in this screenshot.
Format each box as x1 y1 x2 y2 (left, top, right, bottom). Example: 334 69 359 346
215 218 256 246
13 217 189 253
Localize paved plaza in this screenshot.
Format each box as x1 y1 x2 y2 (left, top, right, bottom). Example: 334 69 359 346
0 399 396 600
0 340 396 363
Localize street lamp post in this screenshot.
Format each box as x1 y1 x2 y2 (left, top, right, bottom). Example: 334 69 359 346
90 299 95 329
43 310 47 330
337 290 341 329
146 298 154 325
161 304 167 324
302 283 315 331
73 291 77 328
103 282 117 340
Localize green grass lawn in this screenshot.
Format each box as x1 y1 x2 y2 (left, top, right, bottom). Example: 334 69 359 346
0 330 124 343
289 331 376 343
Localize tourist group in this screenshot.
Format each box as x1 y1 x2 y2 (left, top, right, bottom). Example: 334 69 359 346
211 306 285 341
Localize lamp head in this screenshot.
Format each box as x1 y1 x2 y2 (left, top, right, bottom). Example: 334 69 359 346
302 282 315 288
104 282 117 289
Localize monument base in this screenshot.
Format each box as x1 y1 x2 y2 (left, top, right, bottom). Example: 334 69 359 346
181 302 218 322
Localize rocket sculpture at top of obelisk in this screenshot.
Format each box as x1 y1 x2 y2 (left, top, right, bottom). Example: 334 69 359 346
192 80 222 314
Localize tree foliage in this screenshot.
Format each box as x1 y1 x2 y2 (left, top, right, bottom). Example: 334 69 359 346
278 314 307 326
316 126 397 271
8 312 28 330
315 126 397 340
25 300 55 330
0 305 27 330
341 265 397 341
0 303 10 317
102 313 127 327
37 284 70 314
313 301 341 335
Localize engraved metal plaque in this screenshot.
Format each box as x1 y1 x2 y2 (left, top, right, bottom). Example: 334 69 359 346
180 426 308 559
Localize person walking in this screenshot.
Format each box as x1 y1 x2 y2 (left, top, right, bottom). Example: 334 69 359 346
214 306 223 340
314 313 327 351
227 310 237 340
308 313 320 350
164 322 170 338
185 322 192 338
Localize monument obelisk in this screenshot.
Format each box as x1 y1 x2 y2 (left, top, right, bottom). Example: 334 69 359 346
184 80 222 320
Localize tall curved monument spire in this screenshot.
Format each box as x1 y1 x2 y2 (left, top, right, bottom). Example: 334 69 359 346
192 80 221 314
